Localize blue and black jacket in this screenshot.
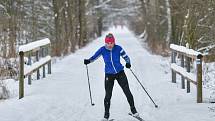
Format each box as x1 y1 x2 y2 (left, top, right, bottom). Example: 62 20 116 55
88 45 130 74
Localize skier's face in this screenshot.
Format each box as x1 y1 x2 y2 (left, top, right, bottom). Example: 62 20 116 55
106 42 115 49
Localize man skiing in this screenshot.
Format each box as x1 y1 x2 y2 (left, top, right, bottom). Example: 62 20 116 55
84 33 139 121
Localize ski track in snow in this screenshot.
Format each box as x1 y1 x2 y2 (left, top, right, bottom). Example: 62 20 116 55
0 26 214 121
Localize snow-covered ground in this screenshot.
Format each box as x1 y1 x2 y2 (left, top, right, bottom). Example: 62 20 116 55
0 26 214 121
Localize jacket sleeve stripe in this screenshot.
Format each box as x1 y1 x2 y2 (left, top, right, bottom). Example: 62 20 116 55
124 56 130 63
120 47 131 63
120 49 124 53
122 54 127 58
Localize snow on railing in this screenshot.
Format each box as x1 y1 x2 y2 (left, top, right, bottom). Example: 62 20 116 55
18 38 51 99
170 44 203 103
170 44 201 59
24 56 51 76
19 38 50 53
170 63 196 84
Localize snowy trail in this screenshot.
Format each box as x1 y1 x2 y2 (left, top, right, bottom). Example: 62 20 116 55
0 27 214 121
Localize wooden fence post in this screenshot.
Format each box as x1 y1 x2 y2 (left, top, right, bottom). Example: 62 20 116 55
48 44 51 74
171 51 176 83
181 55 185 89
28 53 32 85
36 51 40 80
19 51 24 99
48 61 51 74
186 57 191 93
197 54 203 103
42 48 46 78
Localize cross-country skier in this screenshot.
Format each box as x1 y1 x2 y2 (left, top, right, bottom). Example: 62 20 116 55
84 33 139 121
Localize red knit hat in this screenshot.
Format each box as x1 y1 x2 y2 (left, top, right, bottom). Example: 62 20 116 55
105 33 115 43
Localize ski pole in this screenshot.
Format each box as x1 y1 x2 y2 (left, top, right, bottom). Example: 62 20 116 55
86 65 95 106
129 68 158 108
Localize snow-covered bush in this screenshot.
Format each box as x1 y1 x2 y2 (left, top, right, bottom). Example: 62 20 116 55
203 62 215 102
0 81 9 99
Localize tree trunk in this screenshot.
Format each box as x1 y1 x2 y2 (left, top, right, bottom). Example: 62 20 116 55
165 0 172 44
52 0 61 56
8 0 17 58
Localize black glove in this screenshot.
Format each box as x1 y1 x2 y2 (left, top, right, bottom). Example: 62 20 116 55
125 63 131 68
84 59 90 65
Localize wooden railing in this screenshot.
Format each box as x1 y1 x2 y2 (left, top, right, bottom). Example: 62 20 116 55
170 44 203 103
18 38 51 99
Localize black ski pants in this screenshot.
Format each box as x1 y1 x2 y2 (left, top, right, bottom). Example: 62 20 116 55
104 70 136 114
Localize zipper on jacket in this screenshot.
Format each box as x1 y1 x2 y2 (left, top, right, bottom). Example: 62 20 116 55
110 50 117 73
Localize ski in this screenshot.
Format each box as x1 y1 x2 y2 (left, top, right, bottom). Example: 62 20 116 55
100 118 115 121
128 113 145 121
